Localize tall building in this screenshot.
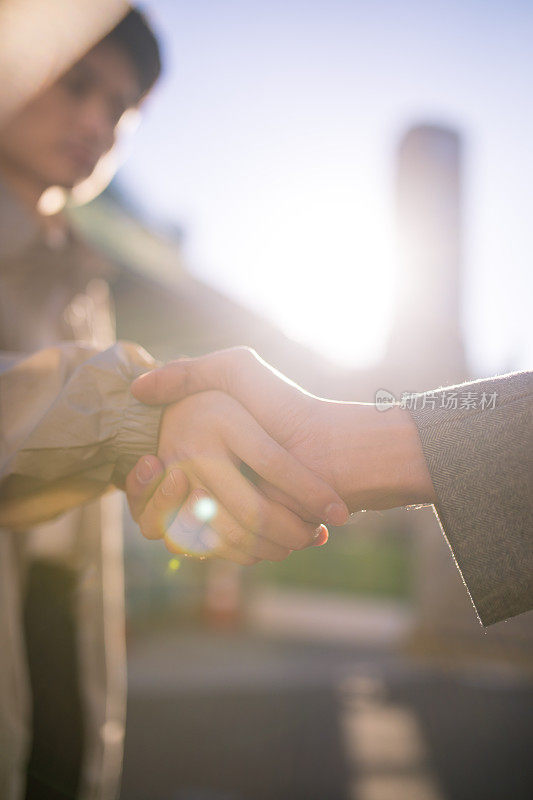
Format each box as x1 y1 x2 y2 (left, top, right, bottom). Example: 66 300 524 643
386 124 467 391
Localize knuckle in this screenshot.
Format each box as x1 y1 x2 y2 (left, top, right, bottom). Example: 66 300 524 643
238 345 256 363
269 547 292 562
172 467 189 497
304 483 328 511
225 525 247 547
153 486 170 511
239 506 263 533
185 488 203 515
250 498 279 539
261 444 285 475
152 469 184 509
175 445 196 467
237 501 261 534
138 515 161 541
168 467 188 498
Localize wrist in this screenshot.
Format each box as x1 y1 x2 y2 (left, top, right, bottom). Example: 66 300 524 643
391 405 437 506
322 400 436 512
112 394 163 487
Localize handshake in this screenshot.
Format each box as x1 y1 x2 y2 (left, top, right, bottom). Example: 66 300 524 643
125 348 436 565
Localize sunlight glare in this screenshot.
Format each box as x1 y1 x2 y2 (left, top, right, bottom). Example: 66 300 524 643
233 184 396 369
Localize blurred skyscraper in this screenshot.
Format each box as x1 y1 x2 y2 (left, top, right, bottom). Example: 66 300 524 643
388 124 466 388
388 123 531 649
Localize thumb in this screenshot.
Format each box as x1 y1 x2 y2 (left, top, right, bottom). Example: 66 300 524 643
131 352 228 405
131 363 187 405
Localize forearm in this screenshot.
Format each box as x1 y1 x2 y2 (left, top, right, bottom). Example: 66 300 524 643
0 341 162 528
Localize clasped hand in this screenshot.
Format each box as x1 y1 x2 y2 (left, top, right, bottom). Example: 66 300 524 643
126 365 348 564
125 347 435 566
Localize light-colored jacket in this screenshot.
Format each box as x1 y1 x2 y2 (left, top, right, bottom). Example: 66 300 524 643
0 180 161 800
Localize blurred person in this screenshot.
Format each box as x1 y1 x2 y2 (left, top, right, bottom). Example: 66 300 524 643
127 348 533 627
0 9 349 797
0 10 163 799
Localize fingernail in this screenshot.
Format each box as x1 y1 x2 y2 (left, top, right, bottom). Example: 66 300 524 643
313 524 329 547
136 457 155 484
324 502 348 526
161 471 177 496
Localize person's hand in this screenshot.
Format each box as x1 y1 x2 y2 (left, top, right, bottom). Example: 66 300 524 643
131 348 437 513
126 389 340 564
125 454 329 564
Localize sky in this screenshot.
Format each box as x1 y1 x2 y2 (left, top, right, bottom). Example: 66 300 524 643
117 0 533 374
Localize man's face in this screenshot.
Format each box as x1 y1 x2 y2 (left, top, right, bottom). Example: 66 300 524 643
0 40 141 190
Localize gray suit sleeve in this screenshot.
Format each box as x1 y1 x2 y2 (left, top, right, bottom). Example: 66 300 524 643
408 371 533 626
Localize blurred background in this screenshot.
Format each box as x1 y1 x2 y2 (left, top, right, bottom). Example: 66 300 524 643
65 1 532 798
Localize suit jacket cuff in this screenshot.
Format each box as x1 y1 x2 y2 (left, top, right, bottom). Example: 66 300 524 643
408 371 533 626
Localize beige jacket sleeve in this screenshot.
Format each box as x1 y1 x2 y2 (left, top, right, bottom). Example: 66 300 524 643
409 371 533 626
0 340 162 529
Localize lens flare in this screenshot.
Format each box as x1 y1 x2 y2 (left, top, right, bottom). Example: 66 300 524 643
194 496 217 523
164 496 219 556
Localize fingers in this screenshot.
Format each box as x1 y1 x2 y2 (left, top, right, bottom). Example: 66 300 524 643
129 455 328 562
137 466 190 540
131 347 280 405
314 525 329 546
166 529 261 567
132 347 306 413
220 407 348 525
125 455 166 521
190 453 326 551
131 349 233 405
164 487 294 564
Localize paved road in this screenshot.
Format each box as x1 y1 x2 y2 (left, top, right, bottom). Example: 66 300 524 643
120 630 533 800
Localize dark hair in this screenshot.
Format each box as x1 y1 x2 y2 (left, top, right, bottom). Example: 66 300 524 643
103 7 162 100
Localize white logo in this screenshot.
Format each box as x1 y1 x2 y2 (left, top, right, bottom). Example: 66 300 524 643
375 388 396 412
